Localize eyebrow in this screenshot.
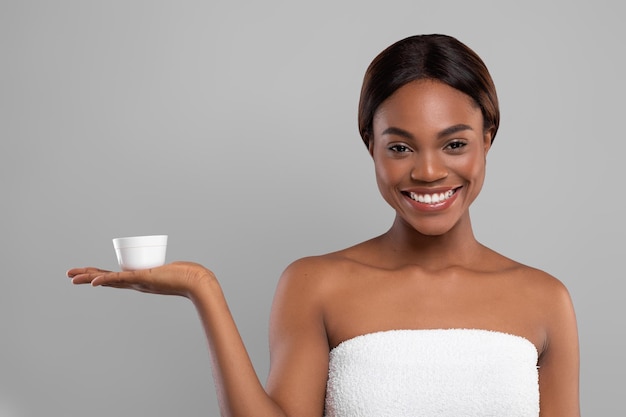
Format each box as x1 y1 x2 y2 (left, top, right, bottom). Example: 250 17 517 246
381 124 474 140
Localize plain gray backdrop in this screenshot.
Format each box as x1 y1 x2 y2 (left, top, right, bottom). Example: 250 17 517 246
1 1 623 416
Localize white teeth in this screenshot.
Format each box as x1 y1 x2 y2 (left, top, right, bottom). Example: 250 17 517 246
409 190 455 204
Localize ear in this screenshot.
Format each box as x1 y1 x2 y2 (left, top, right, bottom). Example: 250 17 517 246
367 136 375 158
483 128 494 157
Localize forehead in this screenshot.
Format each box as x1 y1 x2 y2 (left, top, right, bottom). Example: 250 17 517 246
373 80 483 134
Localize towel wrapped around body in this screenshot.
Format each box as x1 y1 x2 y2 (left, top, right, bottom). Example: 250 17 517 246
324 329 539 417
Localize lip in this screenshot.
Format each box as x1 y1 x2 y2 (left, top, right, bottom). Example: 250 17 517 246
403 186 459 194
401 186 462 212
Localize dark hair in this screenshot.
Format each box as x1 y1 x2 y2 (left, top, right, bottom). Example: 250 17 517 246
358 34 500 147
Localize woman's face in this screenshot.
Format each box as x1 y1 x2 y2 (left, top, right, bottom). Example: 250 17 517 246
370 79 492 236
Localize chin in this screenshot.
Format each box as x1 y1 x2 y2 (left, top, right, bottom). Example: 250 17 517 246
415 226 454 237
404 219 457 237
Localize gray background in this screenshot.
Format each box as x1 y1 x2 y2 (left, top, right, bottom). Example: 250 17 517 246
1 1 623 416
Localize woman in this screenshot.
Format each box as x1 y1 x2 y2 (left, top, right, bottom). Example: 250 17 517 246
68 34 580 416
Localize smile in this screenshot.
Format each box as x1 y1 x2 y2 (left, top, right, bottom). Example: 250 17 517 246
406 188 458 204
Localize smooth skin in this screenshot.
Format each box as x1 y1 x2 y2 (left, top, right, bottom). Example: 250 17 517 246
68 80 580 417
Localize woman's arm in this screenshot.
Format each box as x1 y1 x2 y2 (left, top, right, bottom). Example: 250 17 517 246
67 260 329 417
536 276 580 417
265 257 331 417
190 274 287 417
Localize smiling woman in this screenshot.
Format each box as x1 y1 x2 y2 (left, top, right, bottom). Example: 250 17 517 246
67 34 580 417
369 80 492 236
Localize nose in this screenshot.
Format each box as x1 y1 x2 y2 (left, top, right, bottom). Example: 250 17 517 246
410 151 448 182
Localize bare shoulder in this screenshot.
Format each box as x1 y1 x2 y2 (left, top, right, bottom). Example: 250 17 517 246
268 247 365 350
494 254 577 329
275 247 362 296
271 240 380 315
487 249 571 296
510 261 573 305
481 248 575 317
526 266 576 326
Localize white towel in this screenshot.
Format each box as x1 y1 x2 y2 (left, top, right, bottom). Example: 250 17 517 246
325 329 539 417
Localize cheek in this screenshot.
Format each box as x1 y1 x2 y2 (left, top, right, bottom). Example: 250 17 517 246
373 162 390 193
372 159 404 205
455 154 487 192
373 158 405 186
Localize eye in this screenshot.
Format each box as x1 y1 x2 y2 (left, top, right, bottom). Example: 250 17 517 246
388 144 412 153
445 140 467 151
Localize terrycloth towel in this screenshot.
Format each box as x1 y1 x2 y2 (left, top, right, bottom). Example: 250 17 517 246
325 329 539 417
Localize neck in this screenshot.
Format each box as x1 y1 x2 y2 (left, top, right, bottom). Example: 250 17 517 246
381 212 485 271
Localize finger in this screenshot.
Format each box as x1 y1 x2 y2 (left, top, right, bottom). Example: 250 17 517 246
71 269 118 285
71 273 102 285
91 270 141 288
67 267 111 278
91 274 110 287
